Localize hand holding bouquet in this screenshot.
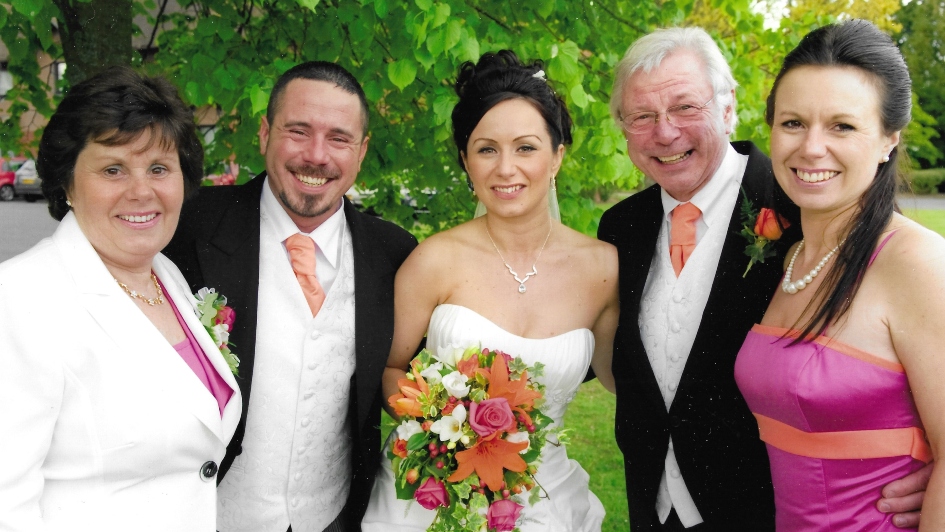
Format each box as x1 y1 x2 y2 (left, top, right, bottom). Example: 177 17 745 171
388 345 560 532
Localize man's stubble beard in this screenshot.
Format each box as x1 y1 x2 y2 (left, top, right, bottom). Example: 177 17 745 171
279 189 336 221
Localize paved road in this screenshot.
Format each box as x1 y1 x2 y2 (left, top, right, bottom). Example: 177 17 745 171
4 193 945 265
0 200 60 263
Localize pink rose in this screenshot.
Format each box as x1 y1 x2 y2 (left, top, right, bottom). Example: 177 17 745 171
216 306 236 330
487 499 523 531
414 477 449 510
469 398 515 438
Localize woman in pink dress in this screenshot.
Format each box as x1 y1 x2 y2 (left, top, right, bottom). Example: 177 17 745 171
734 20 945 531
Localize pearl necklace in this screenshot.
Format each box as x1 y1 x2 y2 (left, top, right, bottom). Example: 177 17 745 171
115 272 165 306
781 239 843 294
486 223 552 294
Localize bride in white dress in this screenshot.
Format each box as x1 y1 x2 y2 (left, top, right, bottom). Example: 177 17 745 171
361 50 619 531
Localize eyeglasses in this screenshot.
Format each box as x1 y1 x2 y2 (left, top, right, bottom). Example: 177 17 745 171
618 94 717 135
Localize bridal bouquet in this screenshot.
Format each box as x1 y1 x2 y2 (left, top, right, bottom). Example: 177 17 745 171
388 345 559 532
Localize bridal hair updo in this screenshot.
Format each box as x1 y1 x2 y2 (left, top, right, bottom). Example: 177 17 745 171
766 19 913 340
451 50 573 172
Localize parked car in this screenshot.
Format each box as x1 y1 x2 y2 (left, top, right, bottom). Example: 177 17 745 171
13 159 42 202
0 156 27 201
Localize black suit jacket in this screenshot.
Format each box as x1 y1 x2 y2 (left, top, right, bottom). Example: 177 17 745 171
598 142 798 531
163 174 417 528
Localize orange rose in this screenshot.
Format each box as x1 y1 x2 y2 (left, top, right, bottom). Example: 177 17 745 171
754 208 789 240
392 438 409 459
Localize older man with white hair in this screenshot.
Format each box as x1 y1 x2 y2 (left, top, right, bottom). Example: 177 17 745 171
598 26 931 531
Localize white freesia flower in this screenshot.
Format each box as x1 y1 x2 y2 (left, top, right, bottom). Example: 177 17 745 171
196 287 215 301
441 371 470 398
430 404 466 443
506 431 531 454
432 346 466 368
396 419 424 441
419 362 444 384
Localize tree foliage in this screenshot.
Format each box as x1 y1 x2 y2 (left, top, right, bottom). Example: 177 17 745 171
897 0 945 167
786 0 902 33
1 0 829 234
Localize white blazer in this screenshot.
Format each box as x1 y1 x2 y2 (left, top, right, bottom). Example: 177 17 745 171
0 212 241 532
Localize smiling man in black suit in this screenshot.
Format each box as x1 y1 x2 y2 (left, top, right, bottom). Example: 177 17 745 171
164 61 416 532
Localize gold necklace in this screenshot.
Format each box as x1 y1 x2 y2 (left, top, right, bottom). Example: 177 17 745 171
115 272 165 306
485 222 553 294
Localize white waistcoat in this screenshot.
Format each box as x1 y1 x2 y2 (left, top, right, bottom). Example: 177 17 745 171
217 221 356 532
639 145 746 527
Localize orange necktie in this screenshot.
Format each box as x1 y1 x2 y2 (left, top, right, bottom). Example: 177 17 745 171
285 233 326 316
670 202 701 277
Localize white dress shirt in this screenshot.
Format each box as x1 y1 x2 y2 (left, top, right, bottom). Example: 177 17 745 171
638 145 747 527
217 181 356 532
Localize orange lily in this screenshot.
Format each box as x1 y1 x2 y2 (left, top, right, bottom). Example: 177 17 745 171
488 354 541 410
388 365 430 418
447 438 528 491
456 352 482 379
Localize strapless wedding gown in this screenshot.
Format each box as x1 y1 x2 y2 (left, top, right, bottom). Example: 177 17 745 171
361 304 605 531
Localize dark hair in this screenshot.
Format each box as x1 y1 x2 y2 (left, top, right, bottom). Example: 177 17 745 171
452 50 573 172
765 19 912 340
267 61 370 136
38 66 204 221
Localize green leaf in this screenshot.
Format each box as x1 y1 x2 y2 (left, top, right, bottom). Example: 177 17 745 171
374 0 389 18
569 83 589 109
415 0 433 10
535 0 555 19
11 0 43 17
388 58 418 90
296 0 321 11
432 2 450 28
250 84 269 116
407 431 430 451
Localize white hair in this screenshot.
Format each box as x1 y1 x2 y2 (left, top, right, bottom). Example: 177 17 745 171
610 26 738 132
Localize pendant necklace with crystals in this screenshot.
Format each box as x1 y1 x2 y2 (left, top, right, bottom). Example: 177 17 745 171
486 221 553 294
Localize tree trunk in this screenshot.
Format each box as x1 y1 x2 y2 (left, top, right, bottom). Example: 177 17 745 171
53 0 133 86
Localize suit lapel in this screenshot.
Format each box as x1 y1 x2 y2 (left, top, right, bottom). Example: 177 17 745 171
345 201 390 431
194 177 264 407
672 142 783 406
613 187 668 411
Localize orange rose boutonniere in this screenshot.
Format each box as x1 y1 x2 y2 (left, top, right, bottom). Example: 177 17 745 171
739 188 790 277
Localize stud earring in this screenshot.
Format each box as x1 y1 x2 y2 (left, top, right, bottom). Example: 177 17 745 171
883 154 890 163
66 199 72 207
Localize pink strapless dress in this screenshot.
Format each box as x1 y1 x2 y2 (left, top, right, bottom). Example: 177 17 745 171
735 325 930 531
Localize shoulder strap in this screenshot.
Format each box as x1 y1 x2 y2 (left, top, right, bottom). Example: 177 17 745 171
868 230 900 267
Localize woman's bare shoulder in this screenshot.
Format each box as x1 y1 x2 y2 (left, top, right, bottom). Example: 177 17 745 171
872 215 945 293
556 224 618 278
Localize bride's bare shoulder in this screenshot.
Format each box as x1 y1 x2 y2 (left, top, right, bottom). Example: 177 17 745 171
402 219 484 268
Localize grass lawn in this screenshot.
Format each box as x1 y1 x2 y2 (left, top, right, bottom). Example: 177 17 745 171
903 208 945 236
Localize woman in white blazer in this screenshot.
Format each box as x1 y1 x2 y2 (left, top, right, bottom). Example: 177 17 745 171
0 67 241 531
